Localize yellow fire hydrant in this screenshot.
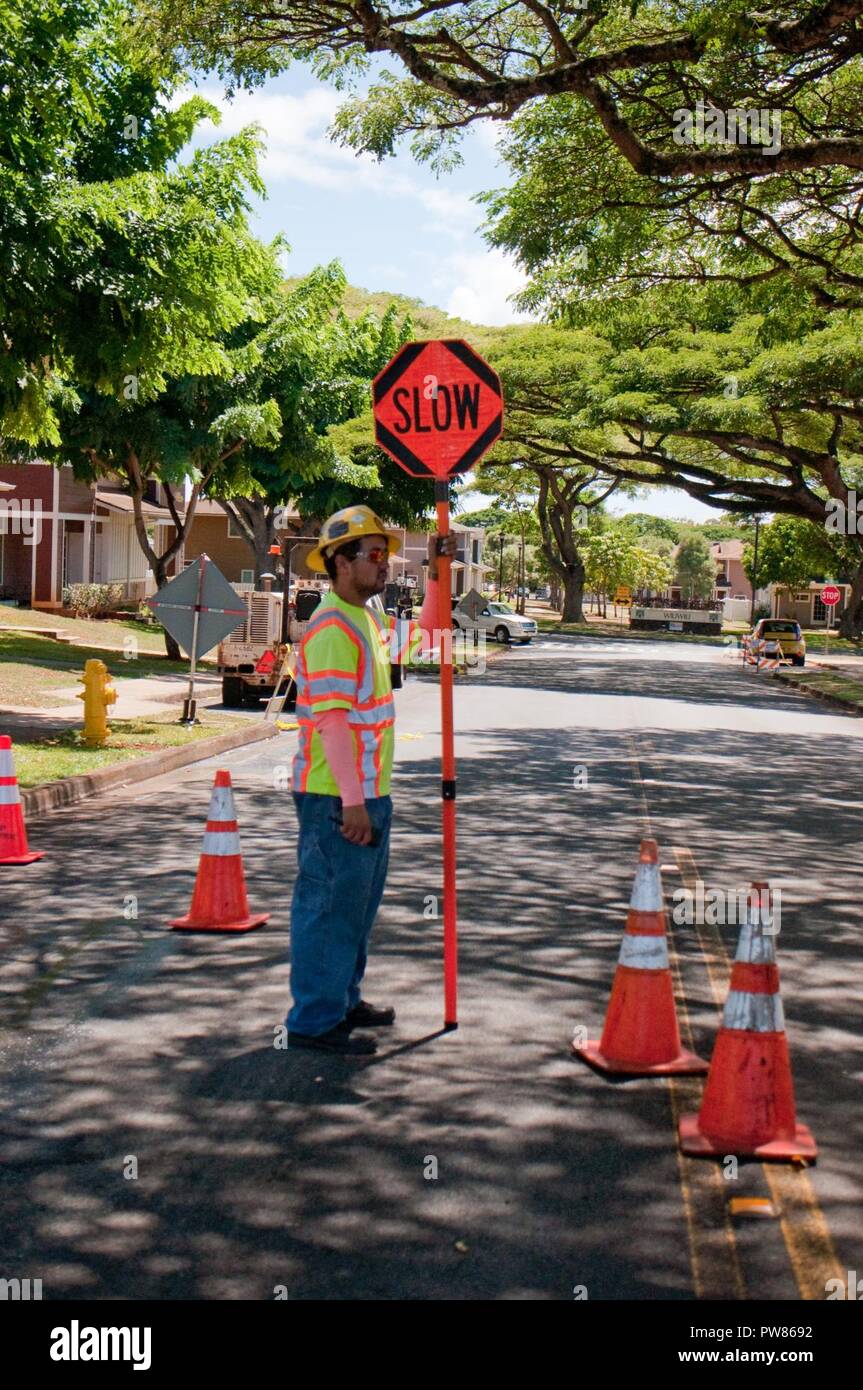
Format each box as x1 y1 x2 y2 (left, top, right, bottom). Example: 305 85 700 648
77 659 117 746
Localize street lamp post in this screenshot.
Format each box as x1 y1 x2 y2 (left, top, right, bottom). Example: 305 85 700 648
498 533 504 597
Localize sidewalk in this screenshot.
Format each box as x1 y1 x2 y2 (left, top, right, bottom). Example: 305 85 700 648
2 671 226 730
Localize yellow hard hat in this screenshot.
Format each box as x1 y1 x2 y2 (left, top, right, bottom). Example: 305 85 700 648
305 505 401 574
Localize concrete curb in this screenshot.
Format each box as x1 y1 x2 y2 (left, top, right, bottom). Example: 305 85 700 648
20 722 281 820
770 668 863 718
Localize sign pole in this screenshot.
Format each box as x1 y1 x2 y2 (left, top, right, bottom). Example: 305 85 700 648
435 480 458 1029
371 338 504 1031
181 555 205 726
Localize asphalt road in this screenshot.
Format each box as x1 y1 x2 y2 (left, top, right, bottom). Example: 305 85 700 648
1 635 860 1300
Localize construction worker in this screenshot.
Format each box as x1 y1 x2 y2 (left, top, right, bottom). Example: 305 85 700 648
286 505 457 1055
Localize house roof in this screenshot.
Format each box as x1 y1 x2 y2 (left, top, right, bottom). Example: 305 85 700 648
711 539 745 560
95 490 172 521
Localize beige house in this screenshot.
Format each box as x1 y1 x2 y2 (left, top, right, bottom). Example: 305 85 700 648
392 522 488 597
771 581 851 628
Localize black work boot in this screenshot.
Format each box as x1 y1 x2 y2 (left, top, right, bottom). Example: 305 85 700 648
288 1021 377 1055
345 1000 396 1029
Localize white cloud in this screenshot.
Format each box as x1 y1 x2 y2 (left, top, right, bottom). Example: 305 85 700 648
185 84 478 235
444 249 533 326
177 80 534 325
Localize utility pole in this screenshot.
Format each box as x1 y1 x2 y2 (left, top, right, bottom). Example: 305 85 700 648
498 532 504 597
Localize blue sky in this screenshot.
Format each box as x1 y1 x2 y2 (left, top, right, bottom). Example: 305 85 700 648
182 68 717 522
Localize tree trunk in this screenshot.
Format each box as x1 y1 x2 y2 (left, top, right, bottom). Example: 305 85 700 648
838 553 863 638
561 558 586 623
151 553 182 660
217 498 281 586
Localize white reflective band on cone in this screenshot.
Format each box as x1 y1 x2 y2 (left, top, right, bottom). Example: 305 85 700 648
723 990 785 1033
0 750 15 776
0 784 21 806
207 786 236 820
629 862 663 912
735 918 777 963
618 933 669 970
201 831 241 857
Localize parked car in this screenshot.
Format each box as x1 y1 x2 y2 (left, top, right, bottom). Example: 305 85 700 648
452 599 537 644
745 618 806 666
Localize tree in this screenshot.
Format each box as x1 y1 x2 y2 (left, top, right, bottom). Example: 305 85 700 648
582 528 673 614
674 532 715 602
1 0 252 443
617 513 681 544
633 545 674 596
478 290 863 636
479 326 628 621
143 1 863 321
54 351 283 656
214 267 421 580
144 2 863 187
744 513 853 592
465 468 541 612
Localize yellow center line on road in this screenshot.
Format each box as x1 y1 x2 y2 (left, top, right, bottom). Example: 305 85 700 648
626 733 746 1300
671 844 844 1302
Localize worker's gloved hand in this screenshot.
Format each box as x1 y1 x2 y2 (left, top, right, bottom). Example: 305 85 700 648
427 531 459 580
340 803 373 846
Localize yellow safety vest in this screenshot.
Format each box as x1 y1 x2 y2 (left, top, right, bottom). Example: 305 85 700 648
291 593 423 798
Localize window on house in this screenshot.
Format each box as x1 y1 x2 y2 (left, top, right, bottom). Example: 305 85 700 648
240 569 255 585
227 515 245 539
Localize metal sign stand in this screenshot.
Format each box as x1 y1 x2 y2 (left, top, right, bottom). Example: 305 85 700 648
180 556 206 726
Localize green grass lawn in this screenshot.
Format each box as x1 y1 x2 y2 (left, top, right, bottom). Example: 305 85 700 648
12 715 248 787
0 604 171 653
0 630 213 708
799 630 863 656
776 667 863 710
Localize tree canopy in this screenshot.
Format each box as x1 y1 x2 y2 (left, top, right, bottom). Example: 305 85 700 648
1 0 275 445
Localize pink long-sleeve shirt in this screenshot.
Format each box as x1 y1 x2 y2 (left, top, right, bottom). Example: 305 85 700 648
314 579 439 807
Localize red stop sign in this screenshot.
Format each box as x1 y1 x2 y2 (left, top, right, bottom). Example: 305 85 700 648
821 585 841 606
372 339 503 479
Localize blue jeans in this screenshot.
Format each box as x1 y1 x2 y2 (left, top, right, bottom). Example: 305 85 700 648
287 792 393 1037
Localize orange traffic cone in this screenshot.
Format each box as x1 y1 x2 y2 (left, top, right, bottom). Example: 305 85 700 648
573 839 708 1075
679 883 816 1160
170 770 269 933
0 735 44 865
